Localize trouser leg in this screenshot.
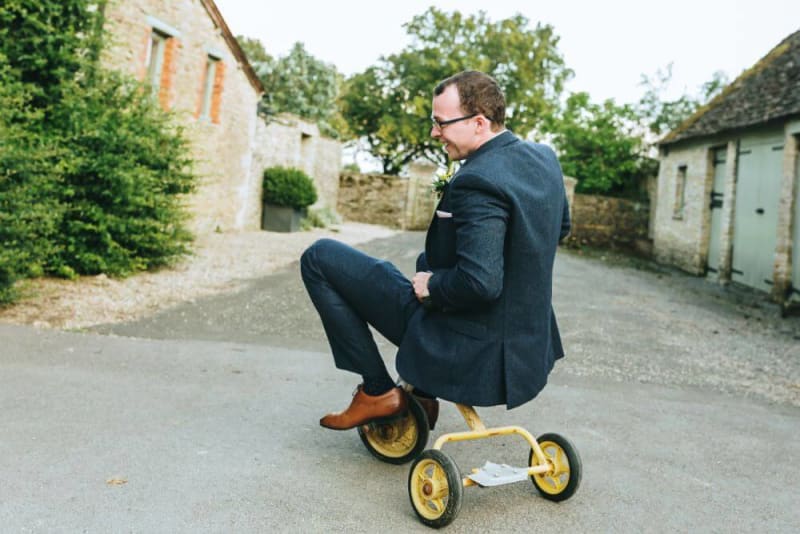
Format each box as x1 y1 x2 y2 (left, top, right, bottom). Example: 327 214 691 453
300 238 419 381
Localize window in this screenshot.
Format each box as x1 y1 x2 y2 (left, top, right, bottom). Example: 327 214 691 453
673 165 688 219
145 30 168 95
199 57 218 119
142 17 180 110
197 52 225 124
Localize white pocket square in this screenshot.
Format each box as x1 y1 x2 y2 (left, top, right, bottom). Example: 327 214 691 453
436 210 453 219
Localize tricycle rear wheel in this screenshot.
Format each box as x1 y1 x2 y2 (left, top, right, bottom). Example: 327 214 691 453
358 394 429 464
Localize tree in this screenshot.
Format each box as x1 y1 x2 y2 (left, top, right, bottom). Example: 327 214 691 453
237 38 346 138
236 36 273 66
545 92 656 197
637 63 728 138
339 7 572 174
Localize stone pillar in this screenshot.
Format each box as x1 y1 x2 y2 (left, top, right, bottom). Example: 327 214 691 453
405 161 438 231
717 140 739 283
772 130 798 301
563 176 577 226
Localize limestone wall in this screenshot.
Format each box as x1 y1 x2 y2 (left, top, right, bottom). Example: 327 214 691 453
566 194 651 252
338 166 579 233
337 162 438 230
101 0 262 234
338 174 415 229
563 176 577 225
653 139 720 274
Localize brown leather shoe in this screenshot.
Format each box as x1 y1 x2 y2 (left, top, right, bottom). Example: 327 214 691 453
320 386 407 430
413 395 439 430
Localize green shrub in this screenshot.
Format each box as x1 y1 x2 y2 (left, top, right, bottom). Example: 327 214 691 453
300 206 341 230
0 70 66 301
262 166 317 210
0 0 196 303
52 71 195 276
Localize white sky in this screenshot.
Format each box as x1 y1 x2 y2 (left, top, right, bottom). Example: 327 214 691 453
214 0 799 105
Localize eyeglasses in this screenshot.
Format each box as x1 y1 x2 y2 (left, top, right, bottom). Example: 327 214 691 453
430 113 478 130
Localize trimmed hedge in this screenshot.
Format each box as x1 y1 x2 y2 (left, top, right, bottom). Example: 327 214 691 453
262 166 317 210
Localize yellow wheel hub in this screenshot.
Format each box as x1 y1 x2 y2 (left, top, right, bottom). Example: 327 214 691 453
410 458 450 520
361 414 418 458
532 440 571 495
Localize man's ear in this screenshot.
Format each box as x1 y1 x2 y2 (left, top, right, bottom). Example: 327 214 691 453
475 115 490 132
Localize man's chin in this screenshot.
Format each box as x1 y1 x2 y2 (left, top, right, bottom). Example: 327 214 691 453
443 145 461 160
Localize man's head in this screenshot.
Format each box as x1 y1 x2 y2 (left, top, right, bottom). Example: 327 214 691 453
430 71 506 161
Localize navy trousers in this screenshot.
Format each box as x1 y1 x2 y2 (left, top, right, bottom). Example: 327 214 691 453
300 238 421 380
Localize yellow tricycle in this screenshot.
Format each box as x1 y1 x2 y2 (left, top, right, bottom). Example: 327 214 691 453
357 385 582 528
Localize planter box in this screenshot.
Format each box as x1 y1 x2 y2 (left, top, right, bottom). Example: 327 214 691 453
261 203 304 232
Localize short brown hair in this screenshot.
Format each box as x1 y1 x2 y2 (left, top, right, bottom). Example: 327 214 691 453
434 71 506 130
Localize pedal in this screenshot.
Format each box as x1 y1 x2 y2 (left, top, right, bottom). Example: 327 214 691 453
467 461 530 487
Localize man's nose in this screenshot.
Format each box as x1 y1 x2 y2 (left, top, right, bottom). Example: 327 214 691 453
431 126 440 138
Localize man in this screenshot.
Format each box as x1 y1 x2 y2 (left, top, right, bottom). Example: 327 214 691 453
301 70 570 431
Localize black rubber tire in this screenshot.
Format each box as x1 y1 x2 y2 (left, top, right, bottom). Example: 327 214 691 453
358 394 429 465
408 449 463 528
529 432 582 502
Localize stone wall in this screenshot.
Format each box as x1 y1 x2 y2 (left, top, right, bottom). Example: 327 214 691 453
404 161 441 230
337 174 419 229
653 138 722 274
102 0 262 234
563 176 577 225
566 194 651 252
338 162 438 230
253 115 341 215
339 166 578 233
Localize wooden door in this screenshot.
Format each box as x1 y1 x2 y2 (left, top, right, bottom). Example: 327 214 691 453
731 134 784 292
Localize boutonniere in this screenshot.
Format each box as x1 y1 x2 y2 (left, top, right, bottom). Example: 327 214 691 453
431 160 457 198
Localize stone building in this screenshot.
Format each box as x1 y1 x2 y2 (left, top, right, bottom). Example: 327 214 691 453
100 1 343 234
654 30 800 306
101 0 263 234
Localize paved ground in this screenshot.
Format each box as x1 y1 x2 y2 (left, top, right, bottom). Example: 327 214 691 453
2 232 799 532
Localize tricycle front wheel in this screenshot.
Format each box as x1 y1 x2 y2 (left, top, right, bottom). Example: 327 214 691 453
408 449 463 528
529 432 582 501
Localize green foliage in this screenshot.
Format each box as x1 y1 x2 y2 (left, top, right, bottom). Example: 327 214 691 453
0 68 66 302
238 38 346 139
300 206 341 230
262 167 317 210
637 63 728 138
0 0 96 110
236 35 274 65
51 71 195 276
545 92 655 197
0 0 195 302
342 162 361 173
339 7 572 174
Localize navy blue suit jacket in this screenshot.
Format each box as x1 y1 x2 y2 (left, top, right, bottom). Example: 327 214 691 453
396 131 570 409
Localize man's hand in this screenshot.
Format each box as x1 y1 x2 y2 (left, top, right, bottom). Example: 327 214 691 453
412 271 433 302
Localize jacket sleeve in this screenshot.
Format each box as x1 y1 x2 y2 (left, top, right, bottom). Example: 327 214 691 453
416 252 429 272
427 172 508 311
